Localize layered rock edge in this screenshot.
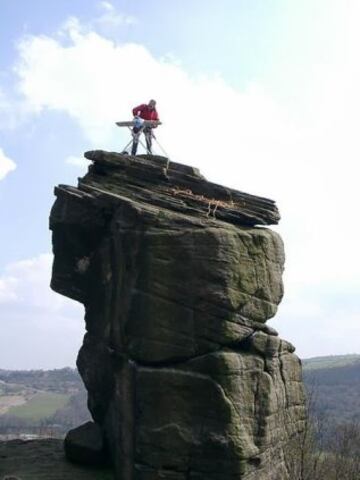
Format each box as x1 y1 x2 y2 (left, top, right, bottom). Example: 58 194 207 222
50 151 306 480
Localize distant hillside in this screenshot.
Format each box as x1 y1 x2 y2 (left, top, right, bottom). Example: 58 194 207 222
302 354 360 371
0 367 82 393
0 368 90 438
302 354 360 423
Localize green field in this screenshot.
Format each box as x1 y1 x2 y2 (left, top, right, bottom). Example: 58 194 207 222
7 392 70 421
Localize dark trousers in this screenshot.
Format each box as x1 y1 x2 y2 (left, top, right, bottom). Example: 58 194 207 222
131 127 153 155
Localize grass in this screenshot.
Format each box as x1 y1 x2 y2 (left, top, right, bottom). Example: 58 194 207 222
7 391 70 421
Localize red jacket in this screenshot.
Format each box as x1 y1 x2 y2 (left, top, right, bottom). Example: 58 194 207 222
132 104 159 122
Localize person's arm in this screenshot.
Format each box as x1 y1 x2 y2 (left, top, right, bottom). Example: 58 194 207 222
132 104 144 117
152 110 159 127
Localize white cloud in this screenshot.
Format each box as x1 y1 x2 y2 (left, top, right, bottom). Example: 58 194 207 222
0 277 18 303
8 6 360 360
0 85 36 130
0 254 58 309
14 24 295 175
0 254 84 369
65 154 89 168
0 147 16 180
99 1 114 12
96 1 138 27
274 288 360 358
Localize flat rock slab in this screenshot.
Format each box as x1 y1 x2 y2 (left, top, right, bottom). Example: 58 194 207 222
0 439 113 480
73 150 281 227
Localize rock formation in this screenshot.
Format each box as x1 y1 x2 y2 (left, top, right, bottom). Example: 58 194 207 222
50 151 306 479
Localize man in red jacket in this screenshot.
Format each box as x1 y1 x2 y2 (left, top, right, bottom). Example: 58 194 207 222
131 99 159 155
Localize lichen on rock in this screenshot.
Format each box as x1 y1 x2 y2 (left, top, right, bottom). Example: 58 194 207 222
50 151 306 479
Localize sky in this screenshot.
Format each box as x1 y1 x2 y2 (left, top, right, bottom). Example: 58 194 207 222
0 0 359 369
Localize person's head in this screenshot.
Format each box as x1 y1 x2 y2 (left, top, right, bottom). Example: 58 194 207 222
148 99 156 110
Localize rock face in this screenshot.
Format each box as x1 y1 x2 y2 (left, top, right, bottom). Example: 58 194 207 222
64 421 108 466
50 151 306 480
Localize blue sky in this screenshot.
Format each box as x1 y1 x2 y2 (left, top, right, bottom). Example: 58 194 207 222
0 0 359 368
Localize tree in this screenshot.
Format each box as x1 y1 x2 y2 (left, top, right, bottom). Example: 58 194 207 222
285 386 360 480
